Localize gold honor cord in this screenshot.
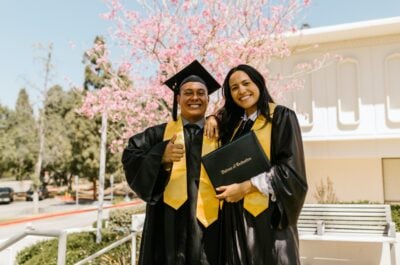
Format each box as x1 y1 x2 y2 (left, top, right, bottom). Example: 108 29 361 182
232 103 276 217
163 116 219 227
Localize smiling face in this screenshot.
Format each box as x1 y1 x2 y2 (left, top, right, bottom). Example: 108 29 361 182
229 70 260 116
177 81 209 123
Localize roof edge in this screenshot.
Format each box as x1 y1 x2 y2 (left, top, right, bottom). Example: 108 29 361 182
286 16 400 46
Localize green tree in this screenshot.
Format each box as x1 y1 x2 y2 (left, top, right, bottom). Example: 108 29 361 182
65 90 102 189
0 104 14 179
41 85 73 184
22 85 123 190
81 36 131 201
83 36 111 91
33 43 54 191
7 89 38 180
83 35 132 91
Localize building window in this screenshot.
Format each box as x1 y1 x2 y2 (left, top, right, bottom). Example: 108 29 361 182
336 58 360 127
384 53 400 124
290 63 314 131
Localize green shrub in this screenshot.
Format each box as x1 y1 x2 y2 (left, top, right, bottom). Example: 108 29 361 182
16 204 146 265
391 204 400 231
16 231 132 265
108 203 146 233
337 200 380 204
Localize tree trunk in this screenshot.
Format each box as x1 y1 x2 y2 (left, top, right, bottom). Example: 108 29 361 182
96 111 107 243
33 109 45 214
93 177 97 200
32 43 53 214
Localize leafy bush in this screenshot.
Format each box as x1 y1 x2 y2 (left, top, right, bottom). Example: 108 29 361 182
338 200 380 204
108 203 146 233
16 231 131 265
391 204 400 231
16 204 146 265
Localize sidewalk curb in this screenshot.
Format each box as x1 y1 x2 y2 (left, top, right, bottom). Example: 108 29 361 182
0 199 143 227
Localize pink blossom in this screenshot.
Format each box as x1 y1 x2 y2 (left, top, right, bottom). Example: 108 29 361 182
79 0 338 154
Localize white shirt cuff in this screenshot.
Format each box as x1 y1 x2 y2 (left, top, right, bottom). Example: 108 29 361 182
250 172 276 201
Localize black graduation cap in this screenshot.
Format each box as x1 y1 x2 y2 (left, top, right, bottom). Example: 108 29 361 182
164 60 221 121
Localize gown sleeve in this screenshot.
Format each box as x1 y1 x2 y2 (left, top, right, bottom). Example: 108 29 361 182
269 106 308 228
121 124 170 204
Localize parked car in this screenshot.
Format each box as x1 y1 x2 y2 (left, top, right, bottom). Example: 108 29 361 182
26 185 49 201
0 187 14 204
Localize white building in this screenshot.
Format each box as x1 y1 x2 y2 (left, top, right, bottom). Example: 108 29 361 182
273 17 400 204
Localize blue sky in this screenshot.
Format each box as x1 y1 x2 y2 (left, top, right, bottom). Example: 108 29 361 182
1 0 400 110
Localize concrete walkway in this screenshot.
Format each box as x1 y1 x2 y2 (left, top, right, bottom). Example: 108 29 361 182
0 198 141 227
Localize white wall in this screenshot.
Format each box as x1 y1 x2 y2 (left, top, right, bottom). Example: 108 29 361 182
273 35 400 141
305 158 383 203
270 18 400 203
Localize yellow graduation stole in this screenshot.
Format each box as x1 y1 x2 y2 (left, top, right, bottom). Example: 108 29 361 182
163 116 220 227
235 103 276 217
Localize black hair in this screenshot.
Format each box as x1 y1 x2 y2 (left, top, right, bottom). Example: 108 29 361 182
173 75 207 121
219 64 274 144
179 75 207 91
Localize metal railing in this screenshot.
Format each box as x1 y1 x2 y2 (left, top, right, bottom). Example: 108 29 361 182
74 213 145 265
0 214 145 265
0 225 95 265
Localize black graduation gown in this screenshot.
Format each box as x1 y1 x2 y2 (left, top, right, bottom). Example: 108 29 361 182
122 123 221 265
220 105 308 265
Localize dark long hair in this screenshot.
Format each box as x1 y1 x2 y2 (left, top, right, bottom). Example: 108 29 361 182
219 64 274 144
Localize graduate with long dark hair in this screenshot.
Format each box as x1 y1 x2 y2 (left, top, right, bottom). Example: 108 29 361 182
208 64 308 265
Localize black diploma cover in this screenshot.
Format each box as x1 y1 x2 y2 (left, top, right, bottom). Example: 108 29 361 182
202 131 271 188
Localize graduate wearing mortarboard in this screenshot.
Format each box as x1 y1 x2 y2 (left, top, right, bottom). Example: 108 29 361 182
122 60 222 265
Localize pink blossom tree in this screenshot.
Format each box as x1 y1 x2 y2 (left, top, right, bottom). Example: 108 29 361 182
80 0 333 152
